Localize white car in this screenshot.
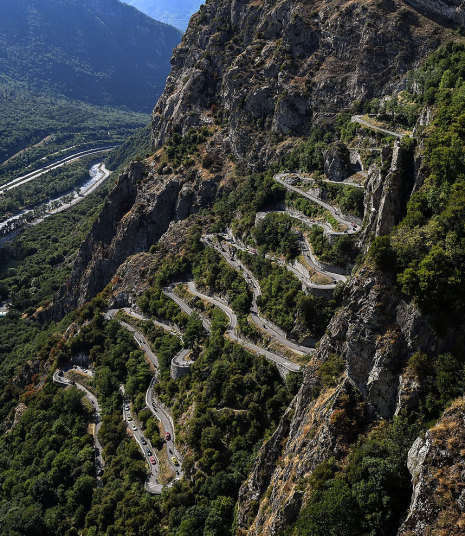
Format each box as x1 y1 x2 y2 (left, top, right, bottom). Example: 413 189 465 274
131 424 137 431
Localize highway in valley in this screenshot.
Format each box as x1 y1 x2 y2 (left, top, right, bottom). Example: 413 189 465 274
0 162 111 245
0 145 115 193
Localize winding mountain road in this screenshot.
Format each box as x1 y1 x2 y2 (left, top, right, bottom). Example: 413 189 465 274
274 173 362 233
204 235 315 348
299 236 348 281
185 281 301 373
351 115 407 139
104 309 184 493
171 348 192 371
162 286 212 332
52 370 104 480
122 399 162 494
202 235 314 358
321 177 365 188
220 229 339 291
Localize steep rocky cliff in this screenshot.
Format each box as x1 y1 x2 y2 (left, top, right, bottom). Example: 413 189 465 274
152 0 446 168
236 266 438 535
51 160 220 316
405 0 465 26
47 3 465 533
359 140 415 250
398 398 465 536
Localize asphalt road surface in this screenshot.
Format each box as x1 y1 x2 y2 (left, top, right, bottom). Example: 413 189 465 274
52 370 105 480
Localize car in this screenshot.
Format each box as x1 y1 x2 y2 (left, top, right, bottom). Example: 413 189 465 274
171 457 178 465
141 437 147 445
131 424 137 431
127 416 132 421
150 456 156 465
124 405 130 411
165 432 171 441
146 448 152 456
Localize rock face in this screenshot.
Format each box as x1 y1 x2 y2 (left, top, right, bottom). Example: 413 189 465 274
323 142 352 182
359 140 415 250
398 398 465 536
404 0 465 26
152 0 446 169
236 267 436 535
51 162 219 317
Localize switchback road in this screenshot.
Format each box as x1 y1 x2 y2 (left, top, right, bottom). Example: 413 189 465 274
104 309 184 492
52 370 104 480
274 174 362 233
351 115 407 139
185 282 301 373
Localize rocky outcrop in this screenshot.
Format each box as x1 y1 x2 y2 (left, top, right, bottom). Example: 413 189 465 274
3 402 27 434
324 142 352 181
237 375 370 535
311 267 436 419
404 0 465 26
359 140 415 250
51 162 220 317
398 398 465 536
237 266 436 535
152 0 446 170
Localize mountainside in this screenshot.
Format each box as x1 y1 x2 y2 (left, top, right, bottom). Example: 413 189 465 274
3 1 465 536
0 0 181 111
52 0 451 315
126 0 203 31
152 0 446 168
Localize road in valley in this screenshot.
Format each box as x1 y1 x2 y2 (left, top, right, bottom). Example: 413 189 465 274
0 162 112 245
0 146 115 193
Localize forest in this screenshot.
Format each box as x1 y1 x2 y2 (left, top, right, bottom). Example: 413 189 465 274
0 77 149 180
